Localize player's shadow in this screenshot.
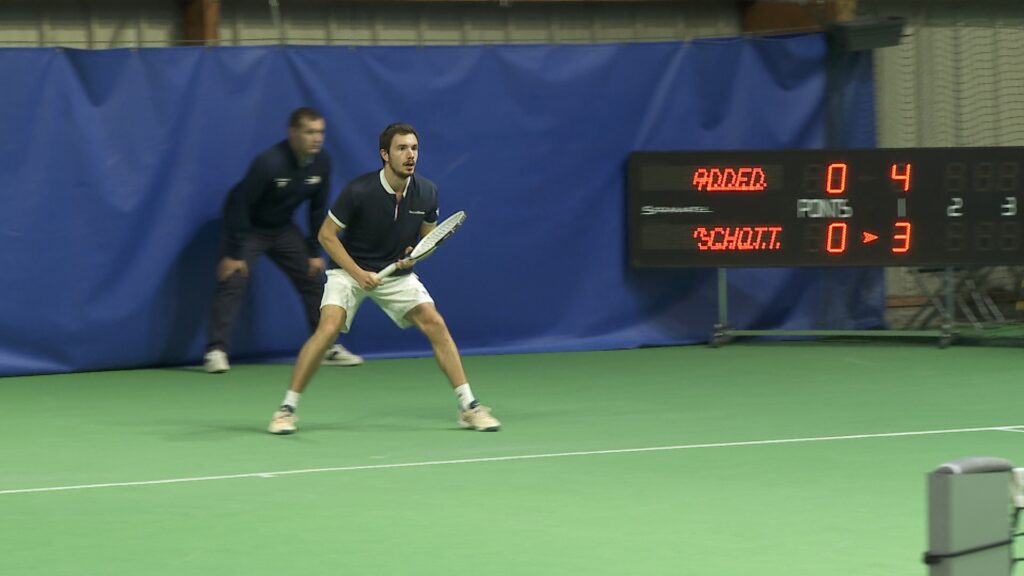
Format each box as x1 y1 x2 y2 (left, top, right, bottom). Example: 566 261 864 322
153 420 450 442
151 218 222 365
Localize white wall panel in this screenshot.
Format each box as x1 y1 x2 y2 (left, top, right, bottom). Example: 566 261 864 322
1 1 739 47
0 0 178 47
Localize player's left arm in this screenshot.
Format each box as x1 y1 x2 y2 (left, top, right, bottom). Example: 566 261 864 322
418 220 436 238
419 197 439 239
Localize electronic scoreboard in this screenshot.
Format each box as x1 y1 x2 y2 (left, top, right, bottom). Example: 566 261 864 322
628 148 1024 267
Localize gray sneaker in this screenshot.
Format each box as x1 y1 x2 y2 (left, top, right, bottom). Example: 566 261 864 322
204 349 230 373
323 344 364 366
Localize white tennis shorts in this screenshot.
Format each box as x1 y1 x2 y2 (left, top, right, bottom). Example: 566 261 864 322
321 269 434 332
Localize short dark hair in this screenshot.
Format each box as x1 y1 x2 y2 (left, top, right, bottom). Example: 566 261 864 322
379 123 419 163
289 107 323 128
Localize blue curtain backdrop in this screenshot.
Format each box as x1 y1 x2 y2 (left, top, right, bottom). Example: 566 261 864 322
0 36 881 376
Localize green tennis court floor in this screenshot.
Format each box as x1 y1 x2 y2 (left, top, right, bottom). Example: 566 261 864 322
3 343 1023 575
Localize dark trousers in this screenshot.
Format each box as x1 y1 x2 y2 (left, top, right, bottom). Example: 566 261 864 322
207 225 325 354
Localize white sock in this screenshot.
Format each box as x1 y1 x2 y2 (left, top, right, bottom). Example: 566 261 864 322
454 383 476 410
283 390 301 410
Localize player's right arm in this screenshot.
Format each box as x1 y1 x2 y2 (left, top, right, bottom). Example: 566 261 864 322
218 158 266 280
318 217 380 290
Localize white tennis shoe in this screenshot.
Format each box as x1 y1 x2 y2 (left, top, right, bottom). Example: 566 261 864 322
322 344 364 366
268 406 297 435
459 404 501 432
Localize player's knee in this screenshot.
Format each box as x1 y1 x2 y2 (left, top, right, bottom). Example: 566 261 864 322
219 272 249 290
415 311 448 337
317 308 346 335
319 318 344 336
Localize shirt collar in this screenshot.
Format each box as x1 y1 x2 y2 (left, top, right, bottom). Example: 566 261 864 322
379 169 410 196
285 140 315 167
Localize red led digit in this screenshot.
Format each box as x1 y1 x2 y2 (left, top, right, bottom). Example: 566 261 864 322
890 163 911 192
825 222 848 253
826 163 847 195
892 221 912 253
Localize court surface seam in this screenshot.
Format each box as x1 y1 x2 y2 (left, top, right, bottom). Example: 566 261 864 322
2 424 1019 496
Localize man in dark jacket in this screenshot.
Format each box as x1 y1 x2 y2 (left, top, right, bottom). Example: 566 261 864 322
204 107 362 373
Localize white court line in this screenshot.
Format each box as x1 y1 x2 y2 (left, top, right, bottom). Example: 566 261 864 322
1 424 1019 496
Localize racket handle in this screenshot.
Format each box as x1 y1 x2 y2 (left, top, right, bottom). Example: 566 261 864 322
377 262 398 279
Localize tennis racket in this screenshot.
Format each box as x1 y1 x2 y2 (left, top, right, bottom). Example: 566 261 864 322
376 210 467 279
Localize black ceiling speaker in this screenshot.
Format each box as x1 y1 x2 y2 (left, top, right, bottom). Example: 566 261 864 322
828 15 906 51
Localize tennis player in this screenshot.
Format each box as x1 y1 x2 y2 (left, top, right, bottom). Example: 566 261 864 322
267 123 500 434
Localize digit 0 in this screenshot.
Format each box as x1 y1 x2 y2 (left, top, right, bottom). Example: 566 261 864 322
826 222 848 254
826 163 847 195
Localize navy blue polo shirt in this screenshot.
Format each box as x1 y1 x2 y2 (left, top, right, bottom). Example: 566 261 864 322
222 140 330 259
327 170 439 274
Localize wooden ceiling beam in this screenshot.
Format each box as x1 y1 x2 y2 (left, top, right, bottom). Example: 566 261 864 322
742 0 858 35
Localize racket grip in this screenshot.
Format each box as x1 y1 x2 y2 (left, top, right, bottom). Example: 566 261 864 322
377 262 398 279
